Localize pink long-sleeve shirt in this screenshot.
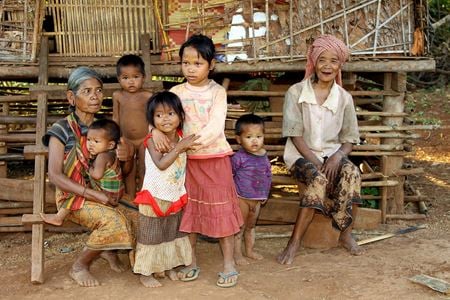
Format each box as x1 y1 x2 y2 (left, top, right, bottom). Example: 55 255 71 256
170 80 233 159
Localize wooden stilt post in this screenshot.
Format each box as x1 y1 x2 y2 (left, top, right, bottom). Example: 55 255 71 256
140 33 152 81
382 72 407 215
30 36 49 284
0 100 8 177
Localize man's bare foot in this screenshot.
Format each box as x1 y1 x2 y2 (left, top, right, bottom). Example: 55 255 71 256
154 271 165 279
277 241 300 265
40 213 63 226
140 275 162 288
167 269 179 281
246 250 264 260
100 251 127 272
234 254 250 266
69 268 99 287
339 233 365 256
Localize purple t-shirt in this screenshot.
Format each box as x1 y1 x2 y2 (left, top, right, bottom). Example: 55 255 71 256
231 148 272 200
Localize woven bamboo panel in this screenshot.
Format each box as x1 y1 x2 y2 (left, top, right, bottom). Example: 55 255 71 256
0 0 43 62
45 0 160 57
160 0 425 61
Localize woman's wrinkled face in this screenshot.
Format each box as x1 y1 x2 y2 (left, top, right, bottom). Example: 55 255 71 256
315 50 341 84
69 78 104 114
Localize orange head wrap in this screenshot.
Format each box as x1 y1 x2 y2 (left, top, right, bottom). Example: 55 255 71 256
303 34 349 86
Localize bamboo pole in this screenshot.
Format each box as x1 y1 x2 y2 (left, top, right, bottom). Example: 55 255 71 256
386 214 426 220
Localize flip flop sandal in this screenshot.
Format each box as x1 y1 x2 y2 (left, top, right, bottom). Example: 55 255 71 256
216 271 239 288
178 266 200 282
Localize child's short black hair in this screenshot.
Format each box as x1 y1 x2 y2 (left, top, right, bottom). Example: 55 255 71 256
116 54 145 77
89 119 121 146
146 91 185 130
179 34 215 64
235 114 265 135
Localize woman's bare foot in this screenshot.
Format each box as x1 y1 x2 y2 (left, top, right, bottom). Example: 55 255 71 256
246 250 264 260
167 269 179 281
277 240 300 265
100 251 127 272
40 213 63 226
69 268 99 287
339 232 365 256
234 252 250 266
140 275 162 288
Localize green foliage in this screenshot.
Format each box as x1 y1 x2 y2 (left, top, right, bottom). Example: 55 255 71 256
429 0 450 20
236 78 271 112
361 187 380 209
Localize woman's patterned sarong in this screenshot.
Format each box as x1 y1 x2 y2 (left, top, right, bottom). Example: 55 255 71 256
291 157 362 231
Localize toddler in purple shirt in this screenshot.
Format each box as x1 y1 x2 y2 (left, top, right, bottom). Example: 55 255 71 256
231 114 272 265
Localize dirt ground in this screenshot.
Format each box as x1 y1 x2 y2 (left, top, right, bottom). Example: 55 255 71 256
1 87 449 300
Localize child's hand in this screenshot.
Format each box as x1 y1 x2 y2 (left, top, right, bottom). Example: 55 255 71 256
175 134 200 153
116 137 135 161
186 134 202 151
152 128 172 153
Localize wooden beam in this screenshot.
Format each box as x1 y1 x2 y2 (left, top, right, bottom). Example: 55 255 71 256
0 58 436 80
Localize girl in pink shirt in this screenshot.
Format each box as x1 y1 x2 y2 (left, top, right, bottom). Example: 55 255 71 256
153 34 243 288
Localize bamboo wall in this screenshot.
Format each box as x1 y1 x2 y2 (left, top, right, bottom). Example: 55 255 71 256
45 0 160 57
0 0 43 62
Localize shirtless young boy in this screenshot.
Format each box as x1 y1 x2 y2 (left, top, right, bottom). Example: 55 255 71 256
113 54 152 198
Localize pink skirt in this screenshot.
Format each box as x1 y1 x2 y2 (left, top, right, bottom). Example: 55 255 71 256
180 156 243 238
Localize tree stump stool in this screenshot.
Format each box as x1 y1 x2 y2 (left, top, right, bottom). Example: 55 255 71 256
297 182 340 249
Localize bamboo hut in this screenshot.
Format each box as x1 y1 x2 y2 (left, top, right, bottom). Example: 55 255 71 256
0 0 438 283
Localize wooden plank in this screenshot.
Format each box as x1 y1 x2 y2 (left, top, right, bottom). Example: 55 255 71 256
0 59 437 80
29 82 163 99
0 115 60 124
271 175 398 187
0 207 56 215
0 178 55 203
23 145 48 159
409 275 450 295
0 95 33 103
0 154 24 161
22 213 43 224
0 216 23 226
386 214 426 220
258 198 299 224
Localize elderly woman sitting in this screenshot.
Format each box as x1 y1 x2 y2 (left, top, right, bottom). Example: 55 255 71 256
42 67 135 287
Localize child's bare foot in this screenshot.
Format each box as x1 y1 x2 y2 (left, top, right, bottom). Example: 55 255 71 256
277 240 300 265
167 269 179 281
245 250 264 260
128 250 135 268
40 213 63 226
69 268 99 287
153 271 165 279
100 251 127 272
140 275 162 288
234 254 250 266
